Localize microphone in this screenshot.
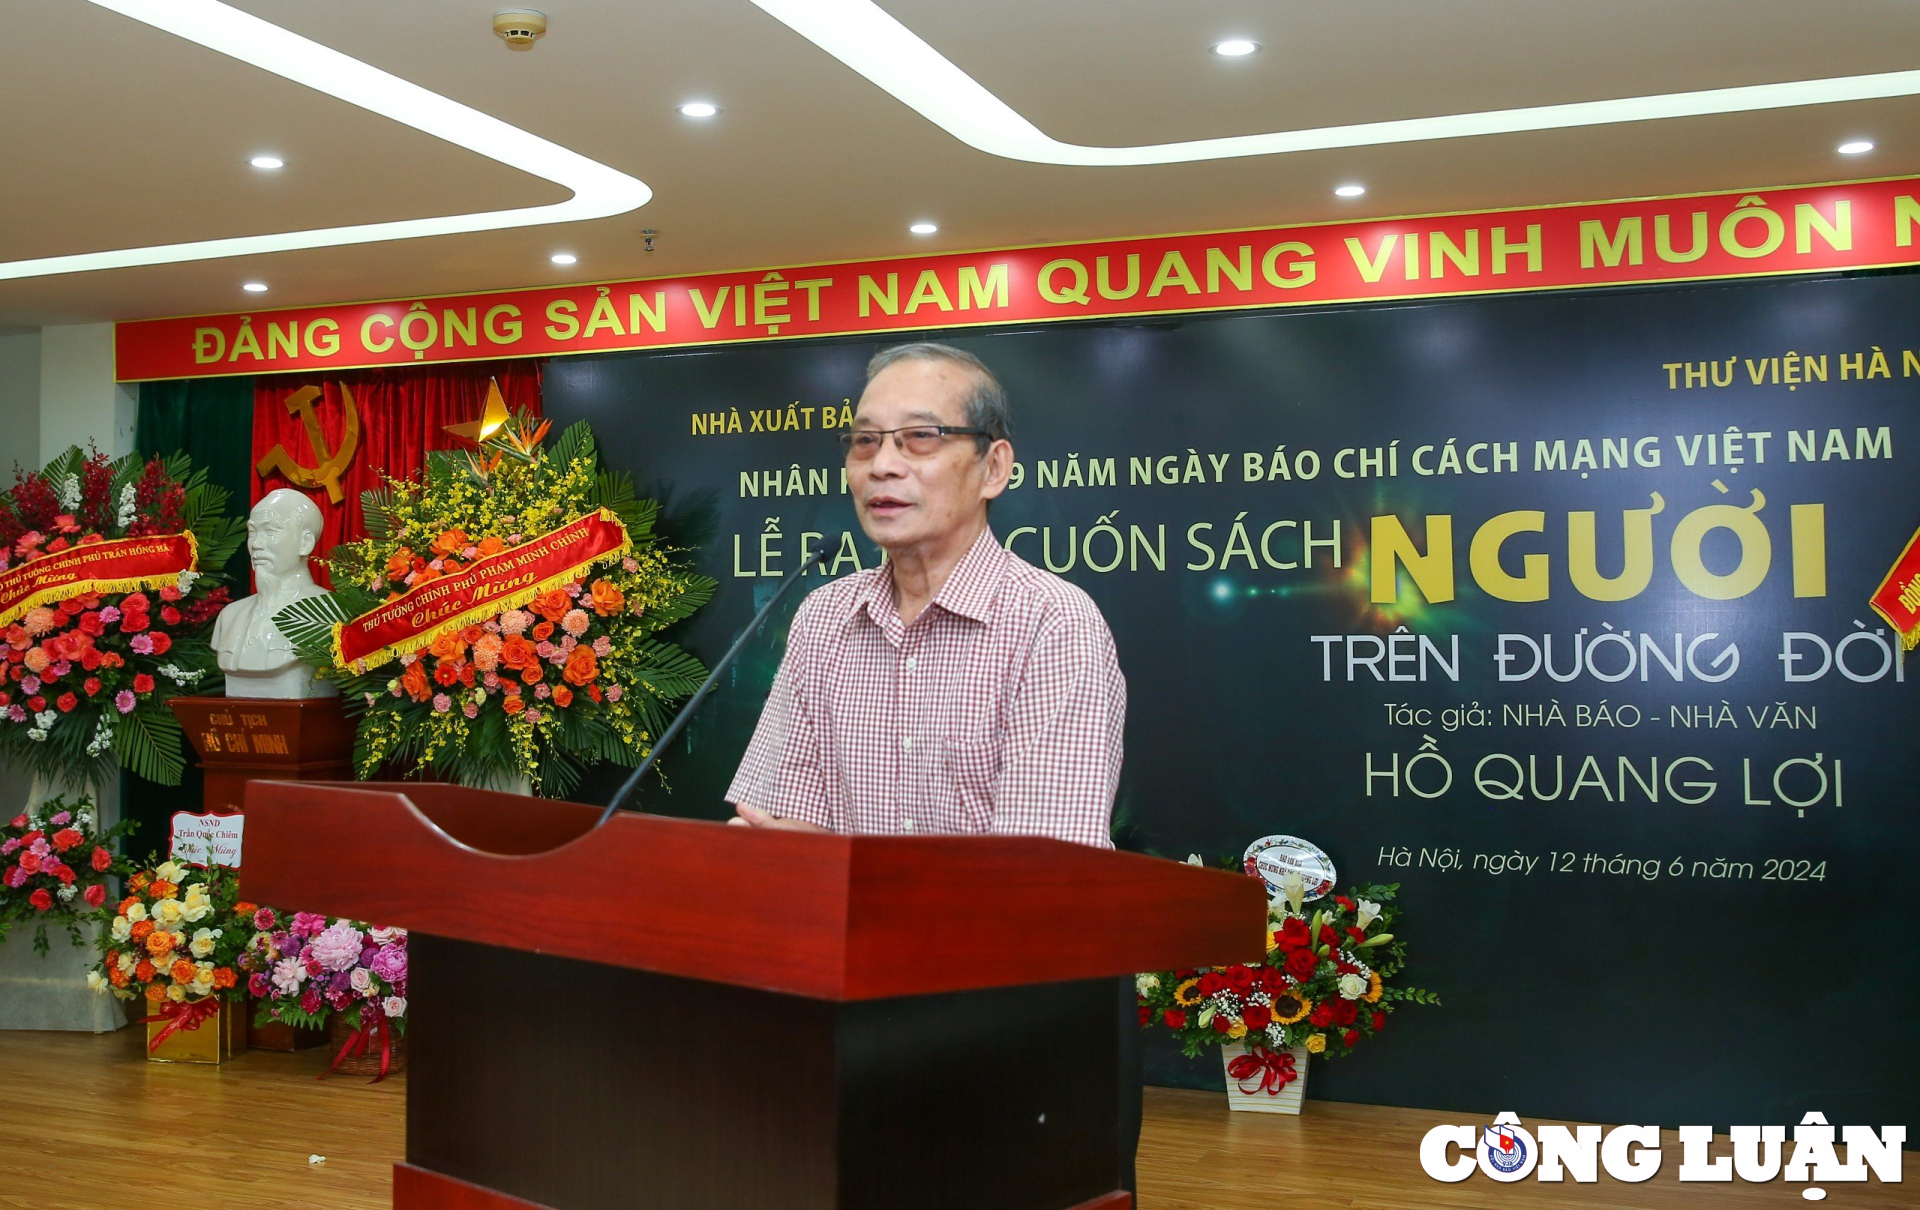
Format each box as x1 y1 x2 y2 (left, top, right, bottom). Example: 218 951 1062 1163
595 545 830 826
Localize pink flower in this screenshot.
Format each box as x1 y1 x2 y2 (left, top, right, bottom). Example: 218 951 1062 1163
534 640 555 660
97 606 121 624
18 676 37 695
4 706 22 723
128 634 154 655
499 610 533 637
22 648 49 674
382 995 408 1018
592 636 612 657
560 609 590 637
564 581 583 599
48 811 70 826
308 922 366 972
22 607 55 635
605 685 623 702
621 557 639 573
524 709 543 725
431 693 452 713
253 907 276 931
482 671 500 690
533 684 550 701
114 689 136 714
462 702 478 719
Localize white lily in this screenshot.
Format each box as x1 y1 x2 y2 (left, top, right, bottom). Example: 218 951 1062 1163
1355 898 1382 930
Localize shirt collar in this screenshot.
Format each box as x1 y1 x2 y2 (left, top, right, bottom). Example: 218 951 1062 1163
853 526 1008 630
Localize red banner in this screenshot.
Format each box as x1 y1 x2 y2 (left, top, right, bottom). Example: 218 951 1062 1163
116 177 1920 382
0 534 198 627
1869 528 1920 651
332 510 629 671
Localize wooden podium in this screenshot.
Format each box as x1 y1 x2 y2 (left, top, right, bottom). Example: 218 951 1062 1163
242 781 1265 1210
169 696 357 812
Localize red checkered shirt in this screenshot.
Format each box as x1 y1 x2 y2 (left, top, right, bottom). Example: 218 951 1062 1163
726 526 1126 849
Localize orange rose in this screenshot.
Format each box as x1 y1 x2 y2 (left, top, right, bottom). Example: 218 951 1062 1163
500 635 537 670
144 984 166 1003
400 660 431 701
587 579 625 616
429 630 466 661
532 589 572 622
385 548 415 579
520 664 544 685
170 959 194 983
234 901 257 915
532 621 555 641
563 646 599 686
551 685 573 708
432 528 469 556
411 565 442 587
134 959 155 982
130 920 154 942
461 625 485 645
117 895 140 916
149 879 177 900
212 968 237 990
108 966 129 988
145 931 175 957
476 535 505 557
502 695 525 715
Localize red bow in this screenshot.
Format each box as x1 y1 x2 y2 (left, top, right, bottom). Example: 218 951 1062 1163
1227 1046 1298 1096
326 1006 396 1084
138 998 222 1054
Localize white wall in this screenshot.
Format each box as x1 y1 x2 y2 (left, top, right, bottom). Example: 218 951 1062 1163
0 332 40 478
38 323 135 462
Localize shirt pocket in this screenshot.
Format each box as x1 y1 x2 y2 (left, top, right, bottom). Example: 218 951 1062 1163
939 735 1000 833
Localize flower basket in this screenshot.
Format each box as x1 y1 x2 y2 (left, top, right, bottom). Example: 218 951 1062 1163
1221 1041 1309 1114
144 996 246 1064
328 1009 406 1078
248 1008 327 1051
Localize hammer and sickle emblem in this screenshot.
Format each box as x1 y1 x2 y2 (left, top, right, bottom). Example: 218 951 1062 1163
255 383 361 504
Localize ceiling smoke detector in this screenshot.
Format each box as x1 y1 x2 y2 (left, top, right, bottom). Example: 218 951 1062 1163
493 10 547 49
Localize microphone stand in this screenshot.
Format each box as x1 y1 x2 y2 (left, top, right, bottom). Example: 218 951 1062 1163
595 548 829 826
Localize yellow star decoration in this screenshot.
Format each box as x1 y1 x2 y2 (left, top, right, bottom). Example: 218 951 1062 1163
444 378 511 444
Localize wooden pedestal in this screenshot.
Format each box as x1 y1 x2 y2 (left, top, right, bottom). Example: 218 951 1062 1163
169 696 356 812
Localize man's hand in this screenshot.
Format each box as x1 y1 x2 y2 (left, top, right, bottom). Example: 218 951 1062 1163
728 802 829 832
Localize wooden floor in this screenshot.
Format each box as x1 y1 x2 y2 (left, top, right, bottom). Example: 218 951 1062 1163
0 1027 1902 1209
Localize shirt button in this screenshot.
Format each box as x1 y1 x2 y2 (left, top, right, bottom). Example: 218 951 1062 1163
905 655 917 672
901 737 913 752
900 818 917 833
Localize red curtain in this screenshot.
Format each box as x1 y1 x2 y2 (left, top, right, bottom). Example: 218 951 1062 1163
251 361 544 576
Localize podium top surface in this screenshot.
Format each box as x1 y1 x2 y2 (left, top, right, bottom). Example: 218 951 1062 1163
241 781 1265 1001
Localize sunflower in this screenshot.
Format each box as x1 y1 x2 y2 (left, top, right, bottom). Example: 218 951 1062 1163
1272 990 1312 1024
1363 971 1383 1003
1174 978 1203 1007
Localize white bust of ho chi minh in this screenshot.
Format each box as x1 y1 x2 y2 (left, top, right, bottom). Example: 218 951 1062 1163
210 489 338 699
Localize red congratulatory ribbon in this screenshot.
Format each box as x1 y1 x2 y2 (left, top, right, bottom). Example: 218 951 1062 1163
331 509 630 671
0 533 197 628
1227 1046 1298 1095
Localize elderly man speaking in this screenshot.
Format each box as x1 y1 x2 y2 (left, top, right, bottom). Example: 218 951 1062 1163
727 341 1138 1188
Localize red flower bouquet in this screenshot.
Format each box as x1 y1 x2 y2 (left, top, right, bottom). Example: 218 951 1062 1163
0 793 132 954
0 447 243 784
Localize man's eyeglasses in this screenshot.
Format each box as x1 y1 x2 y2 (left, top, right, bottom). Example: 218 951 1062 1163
838 425 991 461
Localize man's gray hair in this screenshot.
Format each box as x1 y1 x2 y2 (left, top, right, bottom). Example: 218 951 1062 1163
866 342 1012 452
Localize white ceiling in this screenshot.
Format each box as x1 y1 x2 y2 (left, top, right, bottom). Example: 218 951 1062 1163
2 0 1917 333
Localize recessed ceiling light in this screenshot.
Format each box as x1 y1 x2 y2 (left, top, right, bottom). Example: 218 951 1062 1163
677 102 720 118
550 252 578 265
1211 39 1260 57
249 155 284 170
242 282 269 293
908 221 939 235
1837 139 1874 154
1334 184 1366 198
